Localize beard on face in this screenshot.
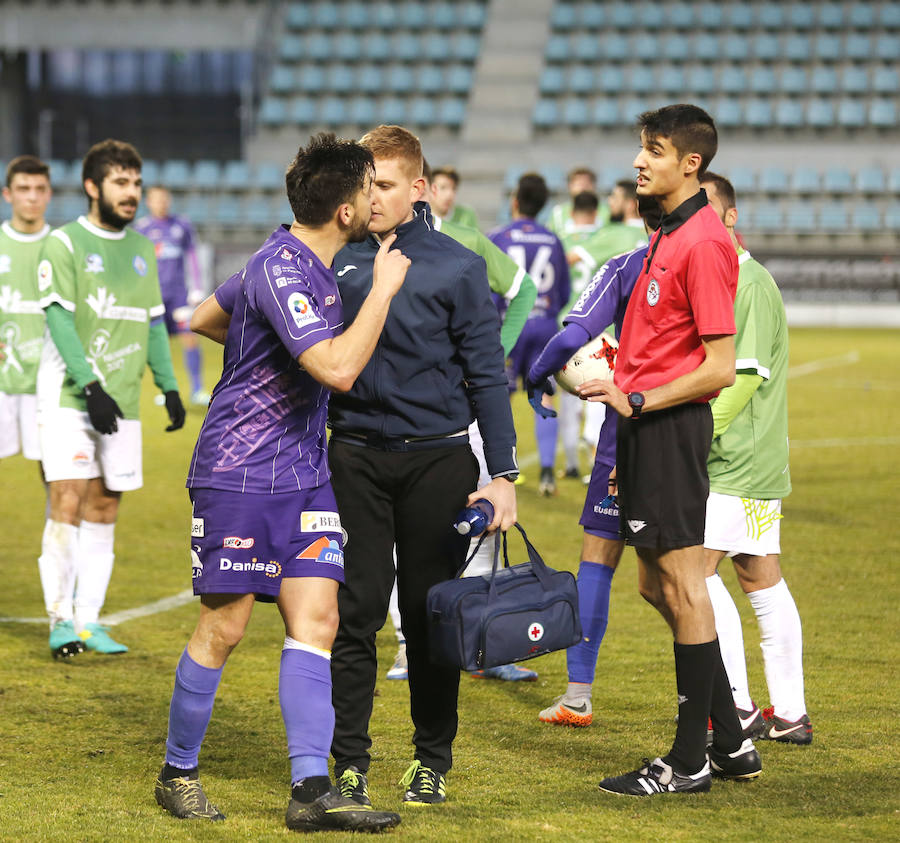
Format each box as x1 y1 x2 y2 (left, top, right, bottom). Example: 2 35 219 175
609 211 625 223
345 213 371 243
96 187 137 230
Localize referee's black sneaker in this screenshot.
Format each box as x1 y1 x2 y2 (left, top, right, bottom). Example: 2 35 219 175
155 768 225 821
598 757 711 796
338 766 372 807
285 786 400 833
399 760 446 805
708 738 763 780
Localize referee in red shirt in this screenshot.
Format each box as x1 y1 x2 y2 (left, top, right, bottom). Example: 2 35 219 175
581 105 763 796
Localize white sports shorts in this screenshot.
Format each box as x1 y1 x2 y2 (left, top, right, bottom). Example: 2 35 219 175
704 491 782 557
0 392 41 460
39 407 143 490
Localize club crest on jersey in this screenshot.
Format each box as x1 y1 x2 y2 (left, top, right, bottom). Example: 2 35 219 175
281 248 293 261
132 255 148 276
325 295 335 306
37 259 52 290
647 279 660 306
85 253 105 274
287 292 317 329
0 255 10 274
272 264 282 277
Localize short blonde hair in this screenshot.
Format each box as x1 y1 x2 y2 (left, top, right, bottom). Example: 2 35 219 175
359 125 423 180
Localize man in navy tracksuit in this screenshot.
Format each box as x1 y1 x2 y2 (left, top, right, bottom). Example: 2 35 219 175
328 126 518 808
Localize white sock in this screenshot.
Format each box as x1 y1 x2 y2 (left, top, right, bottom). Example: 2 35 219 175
565 681 591 703
747 578 806 722
706 573 753 711
559 391 582 470
74 521 115 630
387 575 403 642
462 531 499 579
38 519 79 626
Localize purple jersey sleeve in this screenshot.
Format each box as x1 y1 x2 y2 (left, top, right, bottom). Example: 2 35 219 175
214 271 242 314
526 322 591 386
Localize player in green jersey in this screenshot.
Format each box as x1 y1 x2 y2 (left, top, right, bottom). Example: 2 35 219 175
35 139 186 659
700 172 811 745
429 166 480 230
0 156 52 464
547 165 609 239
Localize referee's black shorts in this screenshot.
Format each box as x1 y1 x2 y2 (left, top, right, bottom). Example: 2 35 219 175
616 402 713 550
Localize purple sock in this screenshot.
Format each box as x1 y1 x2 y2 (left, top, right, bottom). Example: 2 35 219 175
567 561 615 684
184 346 202 394
165 648 223 769
280 646 333 785
535 414 558 470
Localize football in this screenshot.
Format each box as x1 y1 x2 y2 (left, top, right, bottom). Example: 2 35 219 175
555 331 618 395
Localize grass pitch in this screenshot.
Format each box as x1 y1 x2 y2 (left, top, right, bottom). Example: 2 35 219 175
1 327 898 841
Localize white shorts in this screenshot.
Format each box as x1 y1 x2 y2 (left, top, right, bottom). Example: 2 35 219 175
0 392 41 460
704 491 782 557
38 407 143 490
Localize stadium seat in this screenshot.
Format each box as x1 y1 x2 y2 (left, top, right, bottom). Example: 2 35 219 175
728 166 756 194
503 166 524 191
692 33 720 62
593 99 620 127
319 97 348 125
408 98 437 129
356 64 383 94
856 166 885 194
632 34 659 61
302 34 332 63
141 160 159 189
311 3 340 29
786 204 815 232
791 168 820 194
551 3 576 30
334 33 363 62
597 65 625 93
728 4 754 29
563 99 590 129
752 202 784 231
873 66 899 94
47 159 74 190
348 96 377 126
814 34 842 62
363 33 392 62
852 205 881 232
542 165 566 192
888 168 900 193
327 66 355 94
573 33 597 62
222 161 250 191
819 203 848 232
848 3 876 29
445 65 473 95
460 2 486 30
837 99 867 129
686 65 716 94
569 65 595 94
452 34 481 63
662 34 691 62
192 160 220 191
657 65 686 94
880 4 900 28
284 4 311 31
784 35 812 63
875 35 900 60
533 100 558 128
423 32 452 63
611 4 637 29
886 204 900 230
818 3 845 29
579 3 608 29
398 0 428 30
869 99 897 128
279 36 303 63
810 65 838 94
758 3 785 29
599 32 629 61
373 2 400 29
342 2 370 30
259 97 288 127
665 3 695 29
160 160 191 187
430 2 457 30
751 33 780 62
779 66 808 94
418 65 445 94
759 166 788 194
269 65 295 95
824 168 854 194
297 65 326 93
621 98 650 124
719 66 747 94
386 65 414 94
845 34 872 61
437 98 466 127
380 97 407 125
839 66 869 94
750 66 776 94
695 3 724 29
289 98 317 125
213 197 243 229
787 3 816 30
807 99 836 128
391 33 420 63
775 99 805 129
545 34 569 62
629 66 656 94
745 99 773 128
255 162 284 191
245 196 275 228
540 66 564 94
712 98 742 128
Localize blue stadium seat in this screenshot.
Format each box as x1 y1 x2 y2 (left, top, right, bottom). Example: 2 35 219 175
348 96 377 126
722 34 750 58
695 3 725 29
629 66 656 94
632 34 659 61
579 3 608 29
312 3 340 29
657 65 686 94
597 65 625 93
791 168 820 194
837 99 867 129
423 32 452 63
785 204 815 232
569 65 595 94
192 160 220 190
753 202 784 231
430 2 457 30
438 98 466 127
851 205 881 232
845 34 872 61
503 166 524 191
391 33 420 62
279 35 304 63
665 3 695 29
810 65 838 94
284 4 311 30
214 197 243 229
452 33 481 62
460 2 486 30
819 203 848 232
840 66 869 94
222 161 250 191
745 99 773 128
750 66 776 94
545 34 569 62
599 32 629 61
418 65 445 94
573 33 598 62
245 196 275 228
259 97 288 126
363 33 392 61
540 66 565 94
319 97 348 125
380 97 407 125
399 1 428 30
881 4 900 28
327 66 355 94
621 98 650 123
269 65 295 95
814 34 842 62
551 3 576 30
686 65 716 94
140 160 159 188
45 159 66 184
886 204 900 230
760 166 788 193
334 33 362 62
758 3 784 29
856 166 885 194
356 65 383 94
779 66 808 94
873 66 899 93
386 65 414 94
563 99 590 128
160 160 191 186
297 65 326 93
807 99 836 128
728 3 754 28
787 3 816 30
875 34 900 60
542 165 566 192
848 4 875 29
181 195 211 226
303 33 332 62
712 98 742 128
446 65 473 95
408 97 437 128
728 166 756 194
784 35 811 63
818 3 844 29
751 33 780 62
692 32 721 62
255 162 283 191
869 99 897 128
593 99 620 127
775 99 805 128
289 98 317 125
611 4 637 29
661 34 691 62
533 100 558 128
824 168 854 194
343 2 371 30
719 66 747 94
53 159 81 189
888 168 900 193
373 2 400 29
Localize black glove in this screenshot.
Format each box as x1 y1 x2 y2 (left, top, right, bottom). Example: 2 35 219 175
164 391 186 432
83 381 124 435
526 377 557 418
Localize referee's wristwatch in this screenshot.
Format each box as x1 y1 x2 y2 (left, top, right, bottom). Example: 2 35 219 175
627 391 645 420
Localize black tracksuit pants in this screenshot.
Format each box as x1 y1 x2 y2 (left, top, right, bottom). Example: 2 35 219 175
328 438 479 775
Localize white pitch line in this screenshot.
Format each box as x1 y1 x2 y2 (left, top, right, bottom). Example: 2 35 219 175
788 350 860 379
0 589 195 626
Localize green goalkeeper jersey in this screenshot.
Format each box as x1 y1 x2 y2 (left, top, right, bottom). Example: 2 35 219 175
432 214 536 355
446 203 480 231
0 221 50 394
708 249 791 500
37 215 164 419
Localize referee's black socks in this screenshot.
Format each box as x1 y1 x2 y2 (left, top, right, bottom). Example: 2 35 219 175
665 640 718 775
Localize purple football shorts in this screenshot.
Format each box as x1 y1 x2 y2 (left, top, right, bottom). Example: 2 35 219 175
162 286 190 335
189 484 345 597
579 459 621 540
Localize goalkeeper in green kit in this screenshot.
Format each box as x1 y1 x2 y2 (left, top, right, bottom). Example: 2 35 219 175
35 139 185 659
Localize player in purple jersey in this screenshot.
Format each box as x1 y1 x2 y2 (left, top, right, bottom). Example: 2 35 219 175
155 134 408 834
527 196 661 727
135 187 207 403
489 173 570 496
